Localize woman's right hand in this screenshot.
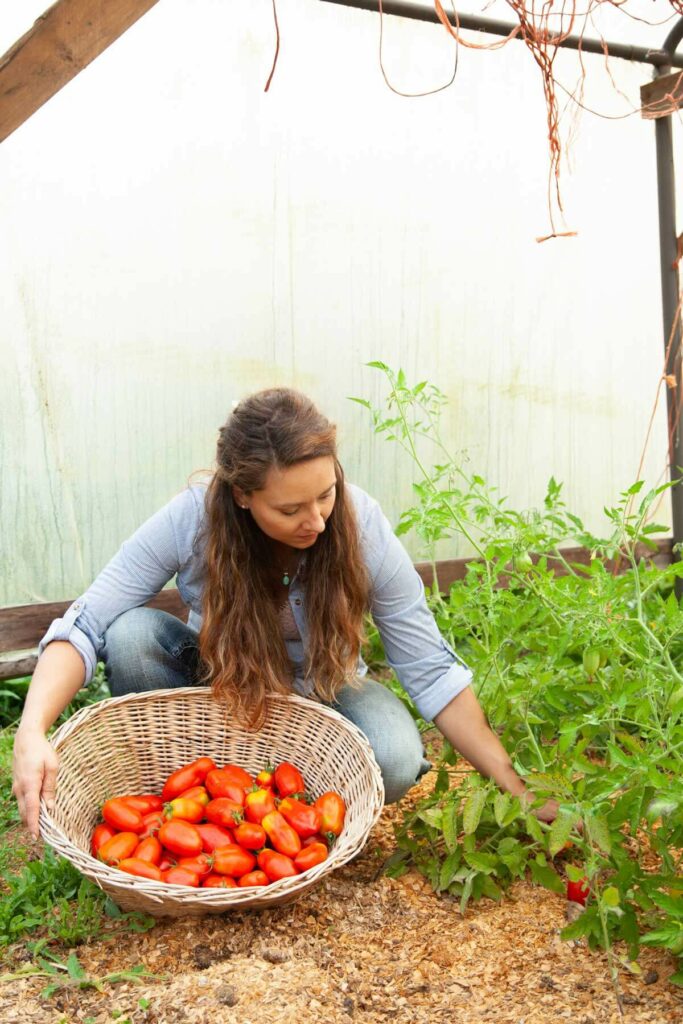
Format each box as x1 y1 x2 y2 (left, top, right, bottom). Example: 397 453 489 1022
12 728 59 839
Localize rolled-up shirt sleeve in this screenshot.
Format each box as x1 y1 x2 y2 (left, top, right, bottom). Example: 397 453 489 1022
38 489 196 684
363 496 472 722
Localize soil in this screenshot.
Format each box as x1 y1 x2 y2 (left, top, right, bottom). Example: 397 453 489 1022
1 753 681 1024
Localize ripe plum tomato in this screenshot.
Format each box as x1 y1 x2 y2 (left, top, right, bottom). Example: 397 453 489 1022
178 785 210 807
238 870 269 887
206 798 243 829
203 873 237 888
118 858 163 881
98 832 139 865
161 763 204 802
158 819 203 858
134 836 163 865
313 792 345 836
567 877 590 906
232 822 267 851
205 770 247 804
273 762 305 798
262 811 302 858
139 811 165 839
119 794 163 815
212 844 256 878
294 842 328 872
302 833 330 849
257 849 299 882
191 757 217 780
159 856 176 872
278 797 321 839
91 823 117 857
196 822 234 853
162 866 200 887
102 798 144 834
177 853 214 878
244 787 277 824
164 797 204 823
216 763 254 790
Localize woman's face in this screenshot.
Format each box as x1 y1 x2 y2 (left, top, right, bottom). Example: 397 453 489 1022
234 456 337 550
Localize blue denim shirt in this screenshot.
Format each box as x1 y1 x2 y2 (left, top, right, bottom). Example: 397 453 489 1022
39 483 472 722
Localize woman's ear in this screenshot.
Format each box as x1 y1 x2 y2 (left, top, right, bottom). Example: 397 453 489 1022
232 486 249 510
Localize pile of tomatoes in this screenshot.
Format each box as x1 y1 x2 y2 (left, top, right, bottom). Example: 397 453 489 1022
90 757 346 889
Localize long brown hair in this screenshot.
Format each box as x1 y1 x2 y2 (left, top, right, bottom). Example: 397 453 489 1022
198 388 369 729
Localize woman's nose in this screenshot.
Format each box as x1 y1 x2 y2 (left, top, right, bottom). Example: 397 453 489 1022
304 508 326 533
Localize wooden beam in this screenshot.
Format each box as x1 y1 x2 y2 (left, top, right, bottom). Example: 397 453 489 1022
0 538 674 679
0 0 161 144
641 70 683 120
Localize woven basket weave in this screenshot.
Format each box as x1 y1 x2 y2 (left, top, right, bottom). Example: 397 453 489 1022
39 688 385 917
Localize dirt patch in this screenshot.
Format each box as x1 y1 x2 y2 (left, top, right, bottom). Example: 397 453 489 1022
1 771 681 1024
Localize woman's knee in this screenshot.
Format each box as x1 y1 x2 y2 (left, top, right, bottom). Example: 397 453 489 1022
103 608 198 695
333 679 430 804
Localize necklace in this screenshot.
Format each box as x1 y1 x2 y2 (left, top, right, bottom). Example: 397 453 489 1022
276 553 300 587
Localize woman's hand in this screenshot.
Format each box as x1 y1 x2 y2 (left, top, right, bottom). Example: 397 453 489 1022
12 728 59 839
528 797 560 823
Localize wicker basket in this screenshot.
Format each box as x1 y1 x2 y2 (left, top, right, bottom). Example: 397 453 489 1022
39 688 385 917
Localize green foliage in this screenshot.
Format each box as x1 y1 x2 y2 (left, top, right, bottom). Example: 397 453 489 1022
354 363 683 984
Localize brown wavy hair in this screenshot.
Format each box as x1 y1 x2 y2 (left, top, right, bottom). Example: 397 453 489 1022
198 388 369 729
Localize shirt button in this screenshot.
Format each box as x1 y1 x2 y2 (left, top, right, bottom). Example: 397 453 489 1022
294 599 301 606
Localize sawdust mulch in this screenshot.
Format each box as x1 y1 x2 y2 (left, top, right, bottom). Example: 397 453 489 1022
1 765 681 1024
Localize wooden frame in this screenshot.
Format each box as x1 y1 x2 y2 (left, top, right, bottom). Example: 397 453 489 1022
0 0 161 144
0 540 673 680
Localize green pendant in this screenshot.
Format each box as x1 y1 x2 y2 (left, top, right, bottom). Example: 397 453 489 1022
282 572 290 586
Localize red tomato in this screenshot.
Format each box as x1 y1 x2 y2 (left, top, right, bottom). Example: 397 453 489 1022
91 823 117 858
313 792 346 836
165 797 205 823
567 877 590 906
161 763 204 802
244 788 277 824
159 856 176 872
216 763 254 790
118 857 163 881
158 819 203 857
192 757 217 780
196 822 234 853
232 822 267 851
278 797 321 839
206 798 244 829
294 842 328 872
139 811 165 839
120 794 164 815
238 870 269 888
205 770 247 804
98 832 139 865
273 761 306 798
203 873 237 888
134 835 163 865
177 853 214 878
163 866 200 887
102 798 144 834
212 844 256 878
262 811 302 859
178 786 210 807
257 849 299 882
302 833 330 849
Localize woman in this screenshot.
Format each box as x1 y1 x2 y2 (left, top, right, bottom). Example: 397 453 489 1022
13 388 558 837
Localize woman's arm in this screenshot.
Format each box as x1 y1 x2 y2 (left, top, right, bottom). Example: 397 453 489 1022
13 641 86 839
434 687 558 822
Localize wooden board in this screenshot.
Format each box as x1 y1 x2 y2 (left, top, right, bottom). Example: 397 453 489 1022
0 0 160 143
641 70 683 120
0 539 673 679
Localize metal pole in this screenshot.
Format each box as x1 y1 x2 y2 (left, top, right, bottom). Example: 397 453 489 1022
320 0 683 69
654 19 683 568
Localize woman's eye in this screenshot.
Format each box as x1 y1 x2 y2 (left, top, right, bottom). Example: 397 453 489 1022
281 509 298 517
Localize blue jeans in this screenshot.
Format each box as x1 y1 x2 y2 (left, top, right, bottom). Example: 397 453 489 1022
103 608 431 804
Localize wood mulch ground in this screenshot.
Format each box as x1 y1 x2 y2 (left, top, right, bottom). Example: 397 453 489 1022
1 756 681 1024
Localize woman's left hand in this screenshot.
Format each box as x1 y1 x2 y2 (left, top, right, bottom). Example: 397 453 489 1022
530 797 560 823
